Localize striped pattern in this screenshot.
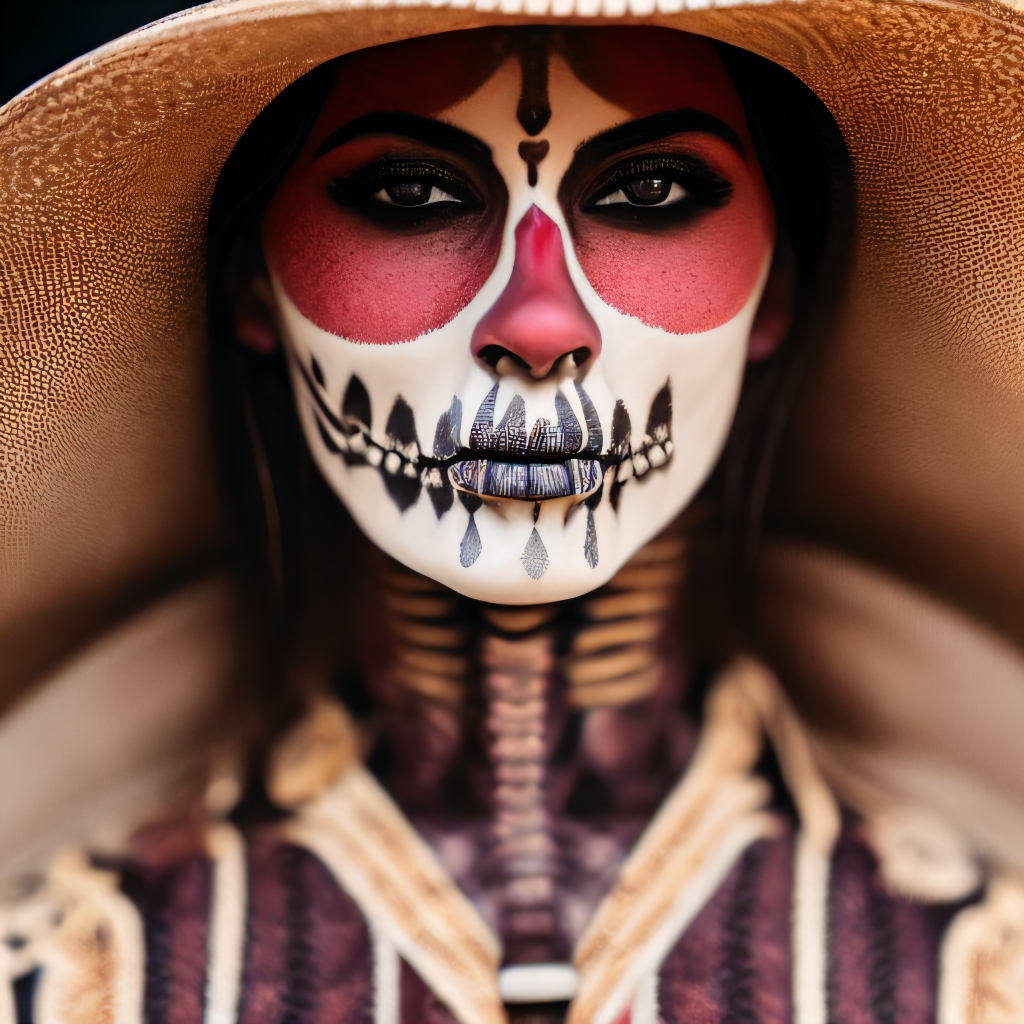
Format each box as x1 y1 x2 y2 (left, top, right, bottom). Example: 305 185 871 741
382 562 470 708
236 835 373 1024
119 842 210 1024
656 830 957 1024
1 798 983 1024
565 530 686 709
0 663 998 1024
204 824 247 1024
483 630 563 964
569 665 779 1024
287 767 504 1024
85 821 966 1024
658 835 795 1024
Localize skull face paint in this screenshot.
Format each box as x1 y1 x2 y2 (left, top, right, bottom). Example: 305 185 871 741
263 28 776 603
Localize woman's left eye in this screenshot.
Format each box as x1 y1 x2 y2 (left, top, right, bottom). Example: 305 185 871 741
594 178 688 208
371 182 463 207
580 155 731 215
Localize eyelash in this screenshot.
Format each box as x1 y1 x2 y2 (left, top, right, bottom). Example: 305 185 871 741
324 153 730 220
327 159 481 210
583 155 732 211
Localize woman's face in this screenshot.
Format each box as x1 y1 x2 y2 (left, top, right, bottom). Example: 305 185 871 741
261 28 778 603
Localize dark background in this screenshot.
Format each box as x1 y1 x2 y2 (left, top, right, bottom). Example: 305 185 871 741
3 1 192 105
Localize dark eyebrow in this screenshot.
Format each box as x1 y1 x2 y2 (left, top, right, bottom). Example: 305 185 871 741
575 109 745 163
313 112 493 162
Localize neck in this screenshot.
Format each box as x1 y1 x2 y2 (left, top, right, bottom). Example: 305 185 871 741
358 524 691 963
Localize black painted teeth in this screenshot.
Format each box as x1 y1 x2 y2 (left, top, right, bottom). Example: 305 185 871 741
605 381 674 511
432 396 462 460
301 366 675 572
381 396 422 511
575 382 603 454
426 396 462 518
306 371 428 512
342 375 371 434
468 384 590 456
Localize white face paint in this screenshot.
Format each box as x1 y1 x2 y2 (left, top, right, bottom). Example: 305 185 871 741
264 37 775 604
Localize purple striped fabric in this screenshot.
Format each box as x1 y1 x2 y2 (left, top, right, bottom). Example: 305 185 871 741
657 826 967 1024
238 829 374 1024
658 833 793 1024
120 825 211 1024
828 833 960 1024
115 821 970 1024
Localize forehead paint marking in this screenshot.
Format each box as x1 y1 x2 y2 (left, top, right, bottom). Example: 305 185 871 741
518 141 550 188
444 53 631 209
515 29 552 136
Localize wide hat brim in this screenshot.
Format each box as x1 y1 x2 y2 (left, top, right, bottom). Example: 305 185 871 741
2 0 1023 709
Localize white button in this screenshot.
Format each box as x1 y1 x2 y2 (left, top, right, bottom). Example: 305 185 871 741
498 963 580 1003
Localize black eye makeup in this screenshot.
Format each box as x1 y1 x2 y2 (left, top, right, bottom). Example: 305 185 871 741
315 115 505 229
582 154 732 212
559 109 744 231
327 157 485 216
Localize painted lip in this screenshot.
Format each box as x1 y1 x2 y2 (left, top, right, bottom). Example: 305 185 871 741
450 456 603 501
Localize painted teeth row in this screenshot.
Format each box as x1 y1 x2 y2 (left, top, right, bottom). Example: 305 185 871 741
468 385 587 456
450 459 602 500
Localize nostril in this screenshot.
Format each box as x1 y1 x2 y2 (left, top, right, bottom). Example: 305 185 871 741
477 344 591 379
477 345 532 373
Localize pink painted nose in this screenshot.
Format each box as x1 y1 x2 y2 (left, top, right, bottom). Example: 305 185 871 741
471 206 602 379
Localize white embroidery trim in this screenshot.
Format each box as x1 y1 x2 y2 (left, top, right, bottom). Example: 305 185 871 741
203 823 247 1024
372 922 401 1024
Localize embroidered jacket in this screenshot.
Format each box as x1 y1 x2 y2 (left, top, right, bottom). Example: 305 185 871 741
0 660 1004 1024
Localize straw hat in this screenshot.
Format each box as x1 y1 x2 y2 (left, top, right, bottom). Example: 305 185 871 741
2 0 1023 868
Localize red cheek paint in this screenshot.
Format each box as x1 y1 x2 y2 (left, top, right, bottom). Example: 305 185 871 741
560 29 776 335
261 29 511 344
263 172 504 344
569 142 774 335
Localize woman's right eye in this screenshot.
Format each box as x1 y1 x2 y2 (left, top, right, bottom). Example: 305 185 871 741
327 156 483 215
372 182 464 207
